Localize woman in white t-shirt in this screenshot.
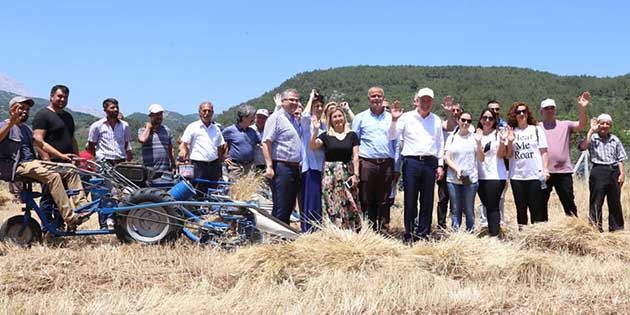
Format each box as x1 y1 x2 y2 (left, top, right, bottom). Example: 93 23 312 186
506 102 549 229
444 112 484 232
476 109 508 237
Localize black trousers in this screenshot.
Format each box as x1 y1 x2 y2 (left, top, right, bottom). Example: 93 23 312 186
478 180 506 236
402 157 437 238
542 173 578 217
510 179 547 226
271 161 301 224
436 176 450 229
589 165 624 232
192 159 222 197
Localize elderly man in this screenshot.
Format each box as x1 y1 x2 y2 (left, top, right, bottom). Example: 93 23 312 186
138 104 176 174
33 85 82 227
251 108 269 171
352 87 397 230
88 98 133 164
579 114 626 232
390 88 444 242
262 88 302 224
222 104 260 181
179 101 225 196
539 92 590 217
0 96 89 229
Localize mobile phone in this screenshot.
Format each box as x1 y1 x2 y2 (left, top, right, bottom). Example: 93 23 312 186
345 177 353 189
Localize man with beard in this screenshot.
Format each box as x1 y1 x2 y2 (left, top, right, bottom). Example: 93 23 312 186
0 96 89 229
251 108 269 171
138 104 176 174
87 98 133 164
179 101 226 196
33 85 83 228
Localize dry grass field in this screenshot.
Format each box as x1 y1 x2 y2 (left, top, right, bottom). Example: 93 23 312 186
2 178 630 314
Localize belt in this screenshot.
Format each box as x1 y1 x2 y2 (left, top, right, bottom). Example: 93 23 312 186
106 158 125 165
360 157 393 164
191 159 219 164
232 160 253 164
274 160 300 167
404 155 437 161
592 163 618 169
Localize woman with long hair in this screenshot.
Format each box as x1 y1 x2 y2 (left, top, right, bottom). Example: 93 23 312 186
309 103 361 230
505 102 549 229
476 109 508 236
299 89 326 232
444 111 483 232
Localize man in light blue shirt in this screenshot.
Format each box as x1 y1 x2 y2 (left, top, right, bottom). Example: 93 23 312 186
352 86 397 230
262 88 303 224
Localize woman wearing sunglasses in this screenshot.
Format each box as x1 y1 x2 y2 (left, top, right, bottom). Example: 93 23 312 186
475 109 508 236
505 102 549 229
444 111 483 232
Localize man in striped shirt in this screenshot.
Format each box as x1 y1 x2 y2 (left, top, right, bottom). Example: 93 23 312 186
87 98 133 164
579 114 627 232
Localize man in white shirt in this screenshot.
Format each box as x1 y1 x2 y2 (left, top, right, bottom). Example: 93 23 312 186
179 101 226 196
389 88 444 242
87 98 132 164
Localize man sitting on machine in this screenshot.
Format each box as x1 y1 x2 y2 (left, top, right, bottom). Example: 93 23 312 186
0 96 90 230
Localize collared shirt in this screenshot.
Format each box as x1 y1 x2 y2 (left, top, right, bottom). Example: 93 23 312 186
300 112 326 172
261 107 302 163
222 123 260 162
181 120 225 162
138 125 174 172
587 133 627 165
352 109 396 159
88 118 131 161
389 110 444 165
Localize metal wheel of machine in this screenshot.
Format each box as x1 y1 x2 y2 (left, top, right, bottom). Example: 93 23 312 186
114 188 182 244
0 215 42 247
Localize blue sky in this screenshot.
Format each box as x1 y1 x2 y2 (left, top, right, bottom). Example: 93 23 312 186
1 0 628 115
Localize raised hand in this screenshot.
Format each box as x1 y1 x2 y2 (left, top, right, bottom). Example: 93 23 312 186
441 95 453 113
311 115 321 130
506 126 515 142
391 100 404 121
578 91 591 108
340 101 350 111
590 117 599 132
474 128 483 142
273 93 282 106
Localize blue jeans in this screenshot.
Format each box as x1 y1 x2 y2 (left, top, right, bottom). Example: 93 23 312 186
447 181 479 232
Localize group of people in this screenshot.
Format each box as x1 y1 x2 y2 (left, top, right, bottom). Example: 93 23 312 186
0 84 626 239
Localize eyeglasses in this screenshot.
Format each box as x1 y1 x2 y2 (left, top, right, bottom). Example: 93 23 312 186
516 109 527 115
481 116 495 121
283 98 299 102
460 118 472 124
452 109 462 113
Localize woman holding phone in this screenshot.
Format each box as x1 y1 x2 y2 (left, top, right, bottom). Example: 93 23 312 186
309 103 361 230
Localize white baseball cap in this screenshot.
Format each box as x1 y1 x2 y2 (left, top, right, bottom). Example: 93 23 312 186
416 87 434 99
540 98 556 109
148 104 165 114
597 113 612 123
256 108 269 117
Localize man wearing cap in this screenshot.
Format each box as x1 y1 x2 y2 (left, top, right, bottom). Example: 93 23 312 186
87 98 133 164
0 96 89 229
251 108 269 171
352 87 396 231
138 104 176 174
262 88 302 224
389 87 444 242
179 101 226 195
222 104 260 181
539 92 590 217
579 114 626 232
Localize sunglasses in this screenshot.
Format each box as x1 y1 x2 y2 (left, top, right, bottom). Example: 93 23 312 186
490 107 500 112
460 118 472 124
481 115 495 121
516 109 527 115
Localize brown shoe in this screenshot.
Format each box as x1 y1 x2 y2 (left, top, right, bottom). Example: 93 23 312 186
66 213 90 232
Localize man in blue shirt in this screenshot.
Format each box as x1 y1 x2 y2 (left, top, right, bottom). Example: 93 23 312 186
352 87 397 230
222 104 260 182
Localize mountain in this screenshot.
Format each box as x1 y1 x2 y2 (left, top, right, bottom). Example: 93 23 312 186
0 73 33 97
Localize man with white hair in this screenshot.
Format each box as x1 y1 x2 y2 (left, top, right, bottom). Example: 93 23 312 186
579 113 626 232
222 104 260 181
138 104 176 174
539 92 590 217
389 87 444 242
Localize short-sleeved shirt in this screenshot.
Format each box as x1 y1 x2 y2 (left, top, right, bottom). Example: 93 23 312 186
509 125 548 180
540 120 578 173
222 123 260 162
477 130 507 180
32 108 75 161
586 133 627 165
0 121 34 163
138 125 174 172
261 107 302 163
352 109 396 159
181 120 225 162
445 132 478 184
88 118 131 161
318 131 359 163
